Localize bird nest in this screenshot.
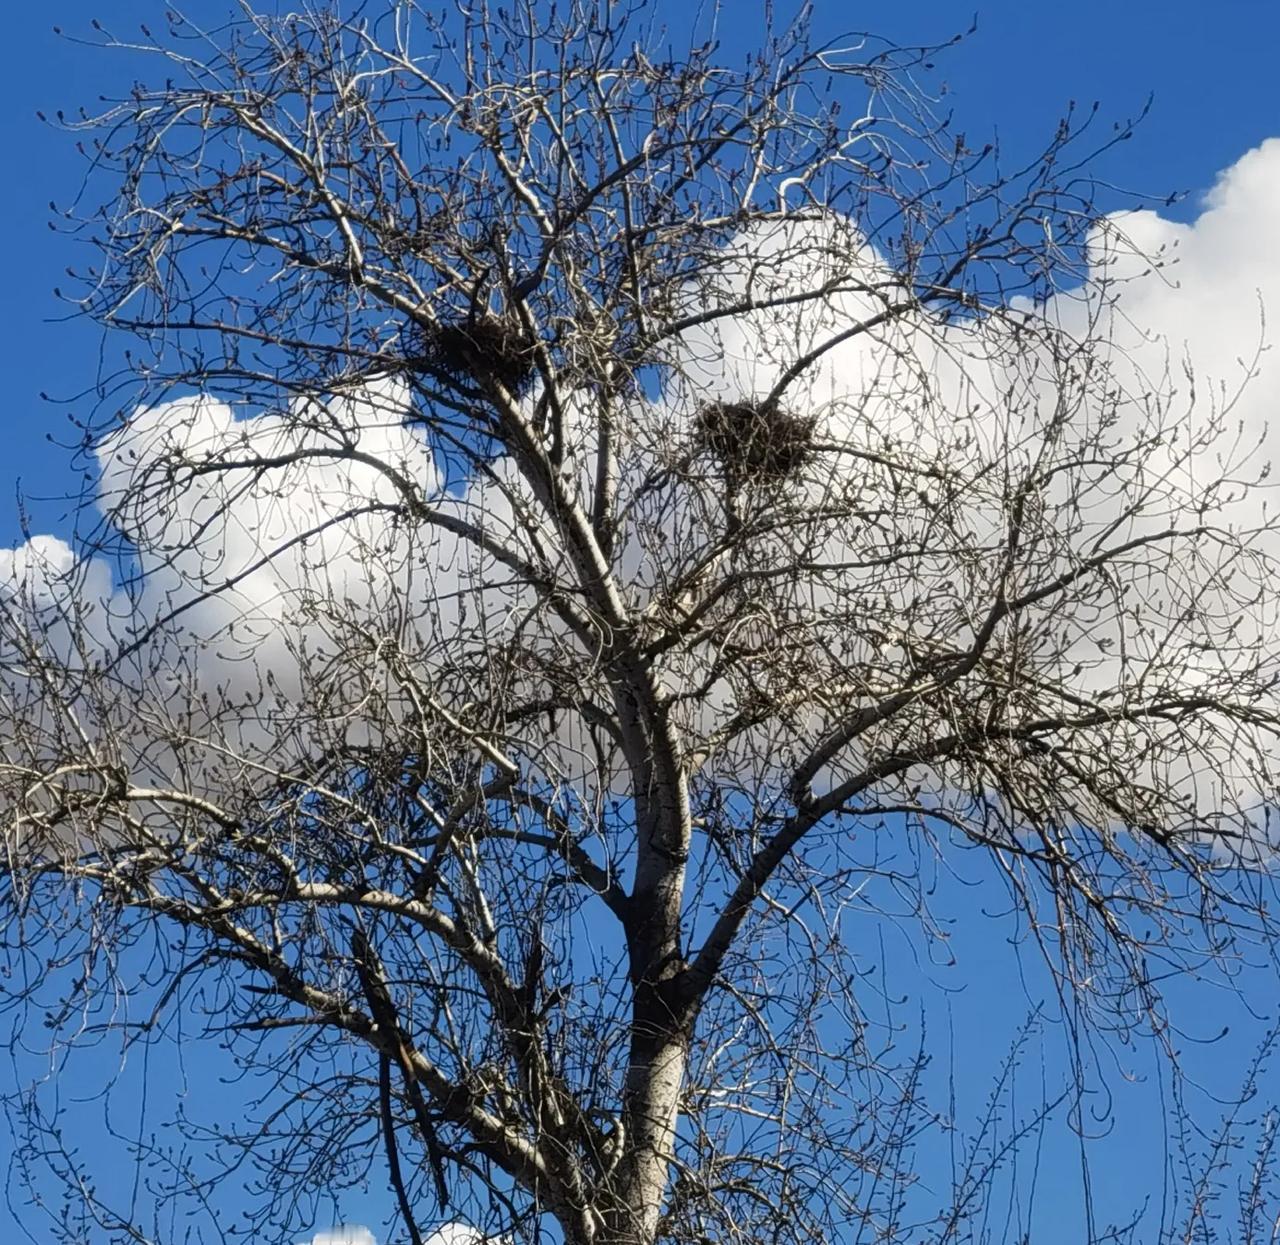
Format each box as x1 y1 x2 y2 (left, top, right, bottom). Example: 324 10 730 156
409 315 538 397
695 399 816 485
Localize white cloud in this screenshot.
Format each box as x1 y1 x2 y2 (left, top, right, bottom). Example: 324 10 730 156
303 1228 376 1245
5 140 1280 847
423 1226 502 1245
297 1220 501 1245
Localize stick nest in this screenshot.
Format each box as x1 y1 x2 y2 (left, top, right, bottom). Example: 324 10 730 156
410 316 538 396
695 399 816 486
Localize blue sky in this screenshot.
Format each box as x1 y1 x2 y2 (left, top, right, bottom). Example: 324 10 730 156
4 3 1280 1243
6 0 1280 541
4 0 1280 529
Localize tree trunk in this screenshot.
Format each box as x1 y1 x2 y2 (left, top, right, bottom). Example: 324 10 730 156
605 1024 689 1245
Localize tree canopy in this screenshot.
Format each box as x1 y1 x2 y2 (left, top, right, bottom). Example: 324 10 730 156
3 3 1280 1243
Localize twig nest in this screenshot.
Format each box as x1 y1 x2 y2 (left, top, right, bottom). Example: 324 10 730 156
695 398 816 487
410 315 538 396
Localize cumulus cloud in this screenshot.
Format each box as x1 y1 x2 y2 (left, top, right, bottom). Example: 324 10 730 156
4 140 1280 845
297 1224 500 1245
303 1228 376 1245
422 1226 504 1245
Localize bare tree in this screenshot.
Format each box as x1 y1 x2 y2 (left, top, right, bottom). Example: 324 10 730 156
3 2 1280 1243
